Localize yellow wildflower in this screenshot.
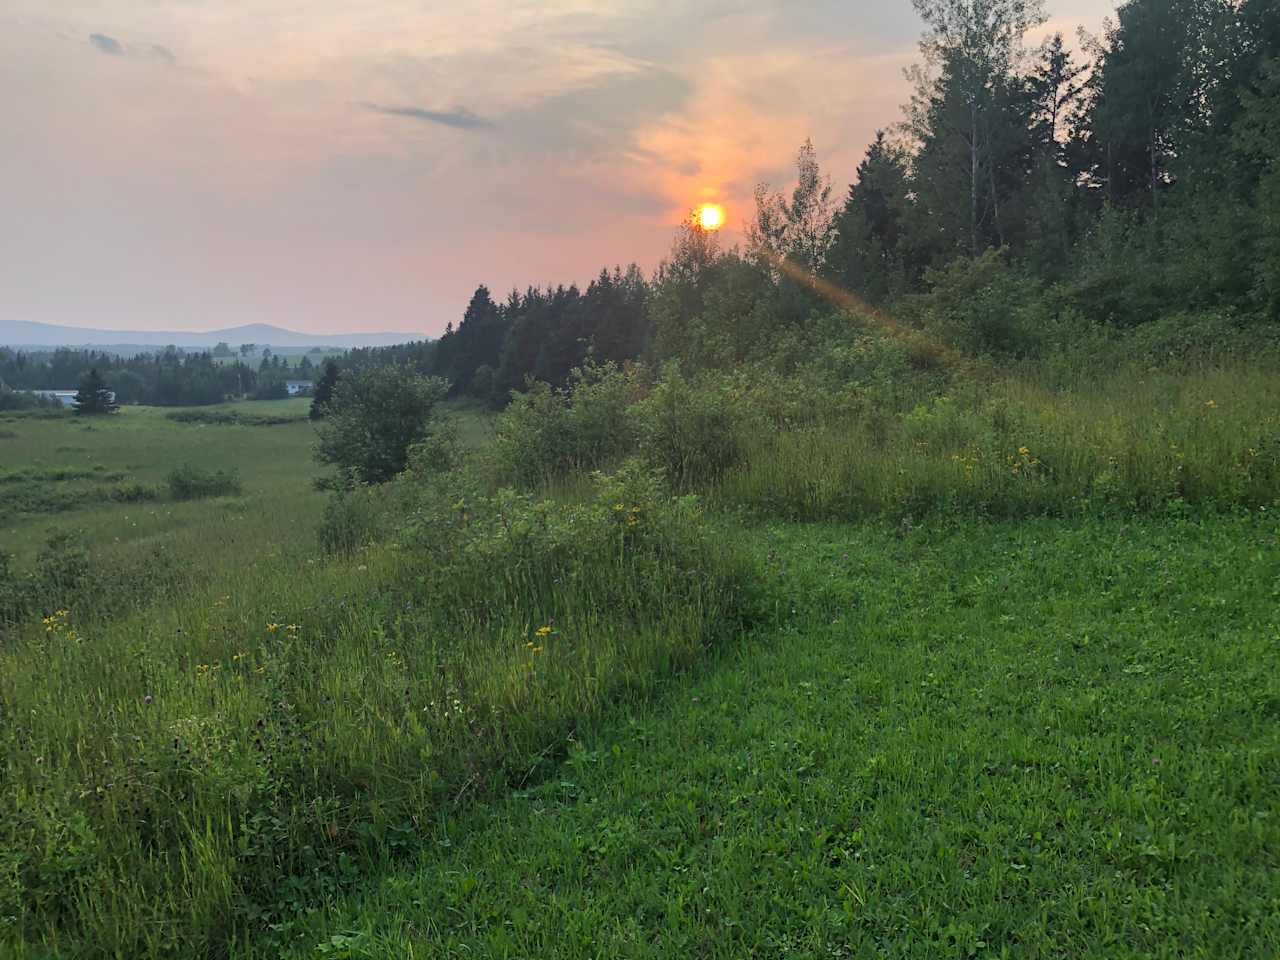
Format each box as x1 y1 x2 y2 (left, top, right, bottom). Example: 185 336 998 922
535 624 552 637
1018 446 1030 456
266 622 280 633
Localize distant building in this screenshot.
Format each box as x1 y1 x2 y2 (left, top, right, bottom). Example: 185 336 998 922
29 389 117 407
284 380 313 396
31 390 78 407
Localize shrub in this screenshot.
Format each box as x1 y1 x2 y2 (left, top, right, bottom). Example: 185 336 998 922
103 482 161 504
490 361 641 485
0 388 64 412
633 367 757 484
166 410 305 427
314 365 449 485
167 463 243 500
901 250 1045 356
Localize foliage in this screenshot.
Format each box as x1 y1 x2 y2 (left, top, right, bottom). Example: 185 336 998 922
166 409 305 426
489 362 642 485
313 366 450 485
310 360 340 420
0 386 63 412
0 463 756 956
72 369 118 415
1 347 254 406
633 367 759 485
254 514 1280 960
166 463 243 500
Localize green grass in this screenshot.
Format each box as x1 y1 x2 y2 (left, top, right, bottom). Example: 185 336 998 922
719 361 1280 520
0 400 321 565
248 512 1280 959
2 376 1277 959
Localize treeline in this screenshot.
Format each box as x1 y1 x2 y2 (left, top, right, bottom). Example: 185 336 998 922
1 348 340 406
421 0 1279 403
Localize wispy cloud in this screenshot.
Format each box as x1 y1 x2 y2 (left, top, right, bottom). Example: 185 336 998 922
87 33 175 64
360 103 493 130
88 33 123 56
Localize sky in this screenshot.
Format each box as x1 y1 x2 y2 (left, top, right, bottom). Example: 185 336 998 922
1 0 1116 337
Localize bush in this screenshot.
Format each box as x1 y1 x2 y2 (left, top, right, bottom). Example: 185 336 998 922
633 367 757 484
103 482 161 504
0 388 63 412
167 463 243 500
901 250 1046 356
490 361 641 485
166 410 305 427
314 366 449 485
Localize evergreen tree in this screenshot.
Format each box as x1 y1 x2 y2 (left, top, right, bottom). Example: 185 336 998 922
310 359 340 420
827 132 916 302
907 0 1046 256
72 368 118 415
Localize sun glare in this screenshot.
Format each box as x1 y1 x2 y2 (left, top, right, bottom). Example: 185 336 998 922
695 203 725 231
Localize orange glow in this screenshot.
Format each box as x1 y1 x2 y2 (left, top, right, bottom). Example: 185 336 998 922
695 202 725 231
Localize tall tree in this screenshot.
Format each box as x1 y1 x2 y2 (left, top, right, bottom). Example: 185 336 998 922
827 132 917 302
310 359 340 420
72 368 118 415
908 0 1047 255
750 139 837 276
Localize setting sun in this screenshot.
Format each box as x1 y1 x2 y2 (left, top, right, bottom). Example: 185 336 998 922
695 203 725 231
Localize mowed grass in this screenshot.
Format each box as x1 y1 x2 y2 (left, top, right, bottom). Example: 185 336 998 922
252 512 1280 959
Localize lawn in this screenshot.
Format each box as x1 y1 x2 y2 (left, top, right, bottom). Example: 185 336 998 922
252 512 1280 959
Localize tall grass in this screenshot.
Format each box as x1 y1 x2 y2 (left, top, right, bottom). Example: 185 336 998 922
0 464 757 957
718 361 1280 519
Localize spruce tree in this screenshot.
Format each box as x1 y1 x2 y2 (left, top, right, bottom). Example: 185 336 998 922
72 368 118 415
310 360 340 420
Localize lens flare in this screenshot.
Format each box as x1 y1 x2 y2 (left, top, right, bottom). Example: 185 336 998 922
695 203 725 231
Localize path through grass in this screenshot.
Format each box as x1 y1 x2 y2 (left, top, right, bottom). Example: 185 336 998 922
258 512 1279 959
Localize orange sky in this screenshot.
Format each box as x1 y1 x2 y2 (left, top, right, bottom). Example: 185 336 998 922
1 0 1117 336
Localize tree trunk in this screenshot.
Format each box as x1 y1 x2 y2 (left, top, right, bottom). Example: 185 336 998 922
971 100 980 257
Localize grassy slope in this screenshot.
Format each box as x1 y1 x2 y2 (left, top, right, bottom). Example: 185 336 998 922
258 513 1279 959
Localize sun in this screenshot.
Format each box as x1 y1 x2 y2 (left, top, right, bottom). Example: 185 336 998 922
695 203 725 231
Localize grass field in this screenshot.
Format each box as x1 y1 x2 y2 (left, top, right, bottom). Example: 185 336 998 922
2 385 1278 958
0 398 320 568
255 512 1280 959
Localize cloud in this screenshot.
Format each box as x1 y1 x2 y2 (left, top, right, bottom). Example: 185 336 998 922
88 33 124 56
360 103 493 130
87 33 176 64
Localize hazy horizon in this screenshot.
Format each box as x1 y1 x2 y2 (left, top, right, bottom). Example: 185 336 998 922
3 0 1114 338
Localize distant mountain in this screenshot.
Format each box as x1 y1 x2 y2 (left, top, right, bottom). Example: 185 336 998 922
0 319 422 351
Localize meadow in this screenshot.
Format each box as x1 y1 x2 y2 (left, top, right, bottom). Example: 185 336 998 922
1 358 1278 958
0 397 319 571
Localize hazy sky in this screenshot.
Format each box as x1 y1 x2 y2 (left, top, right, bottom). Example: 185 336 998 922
2 1 1115 336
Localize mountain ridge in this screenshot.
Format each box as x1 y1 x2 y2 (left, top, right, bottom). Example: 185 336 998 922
0 319 422 350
